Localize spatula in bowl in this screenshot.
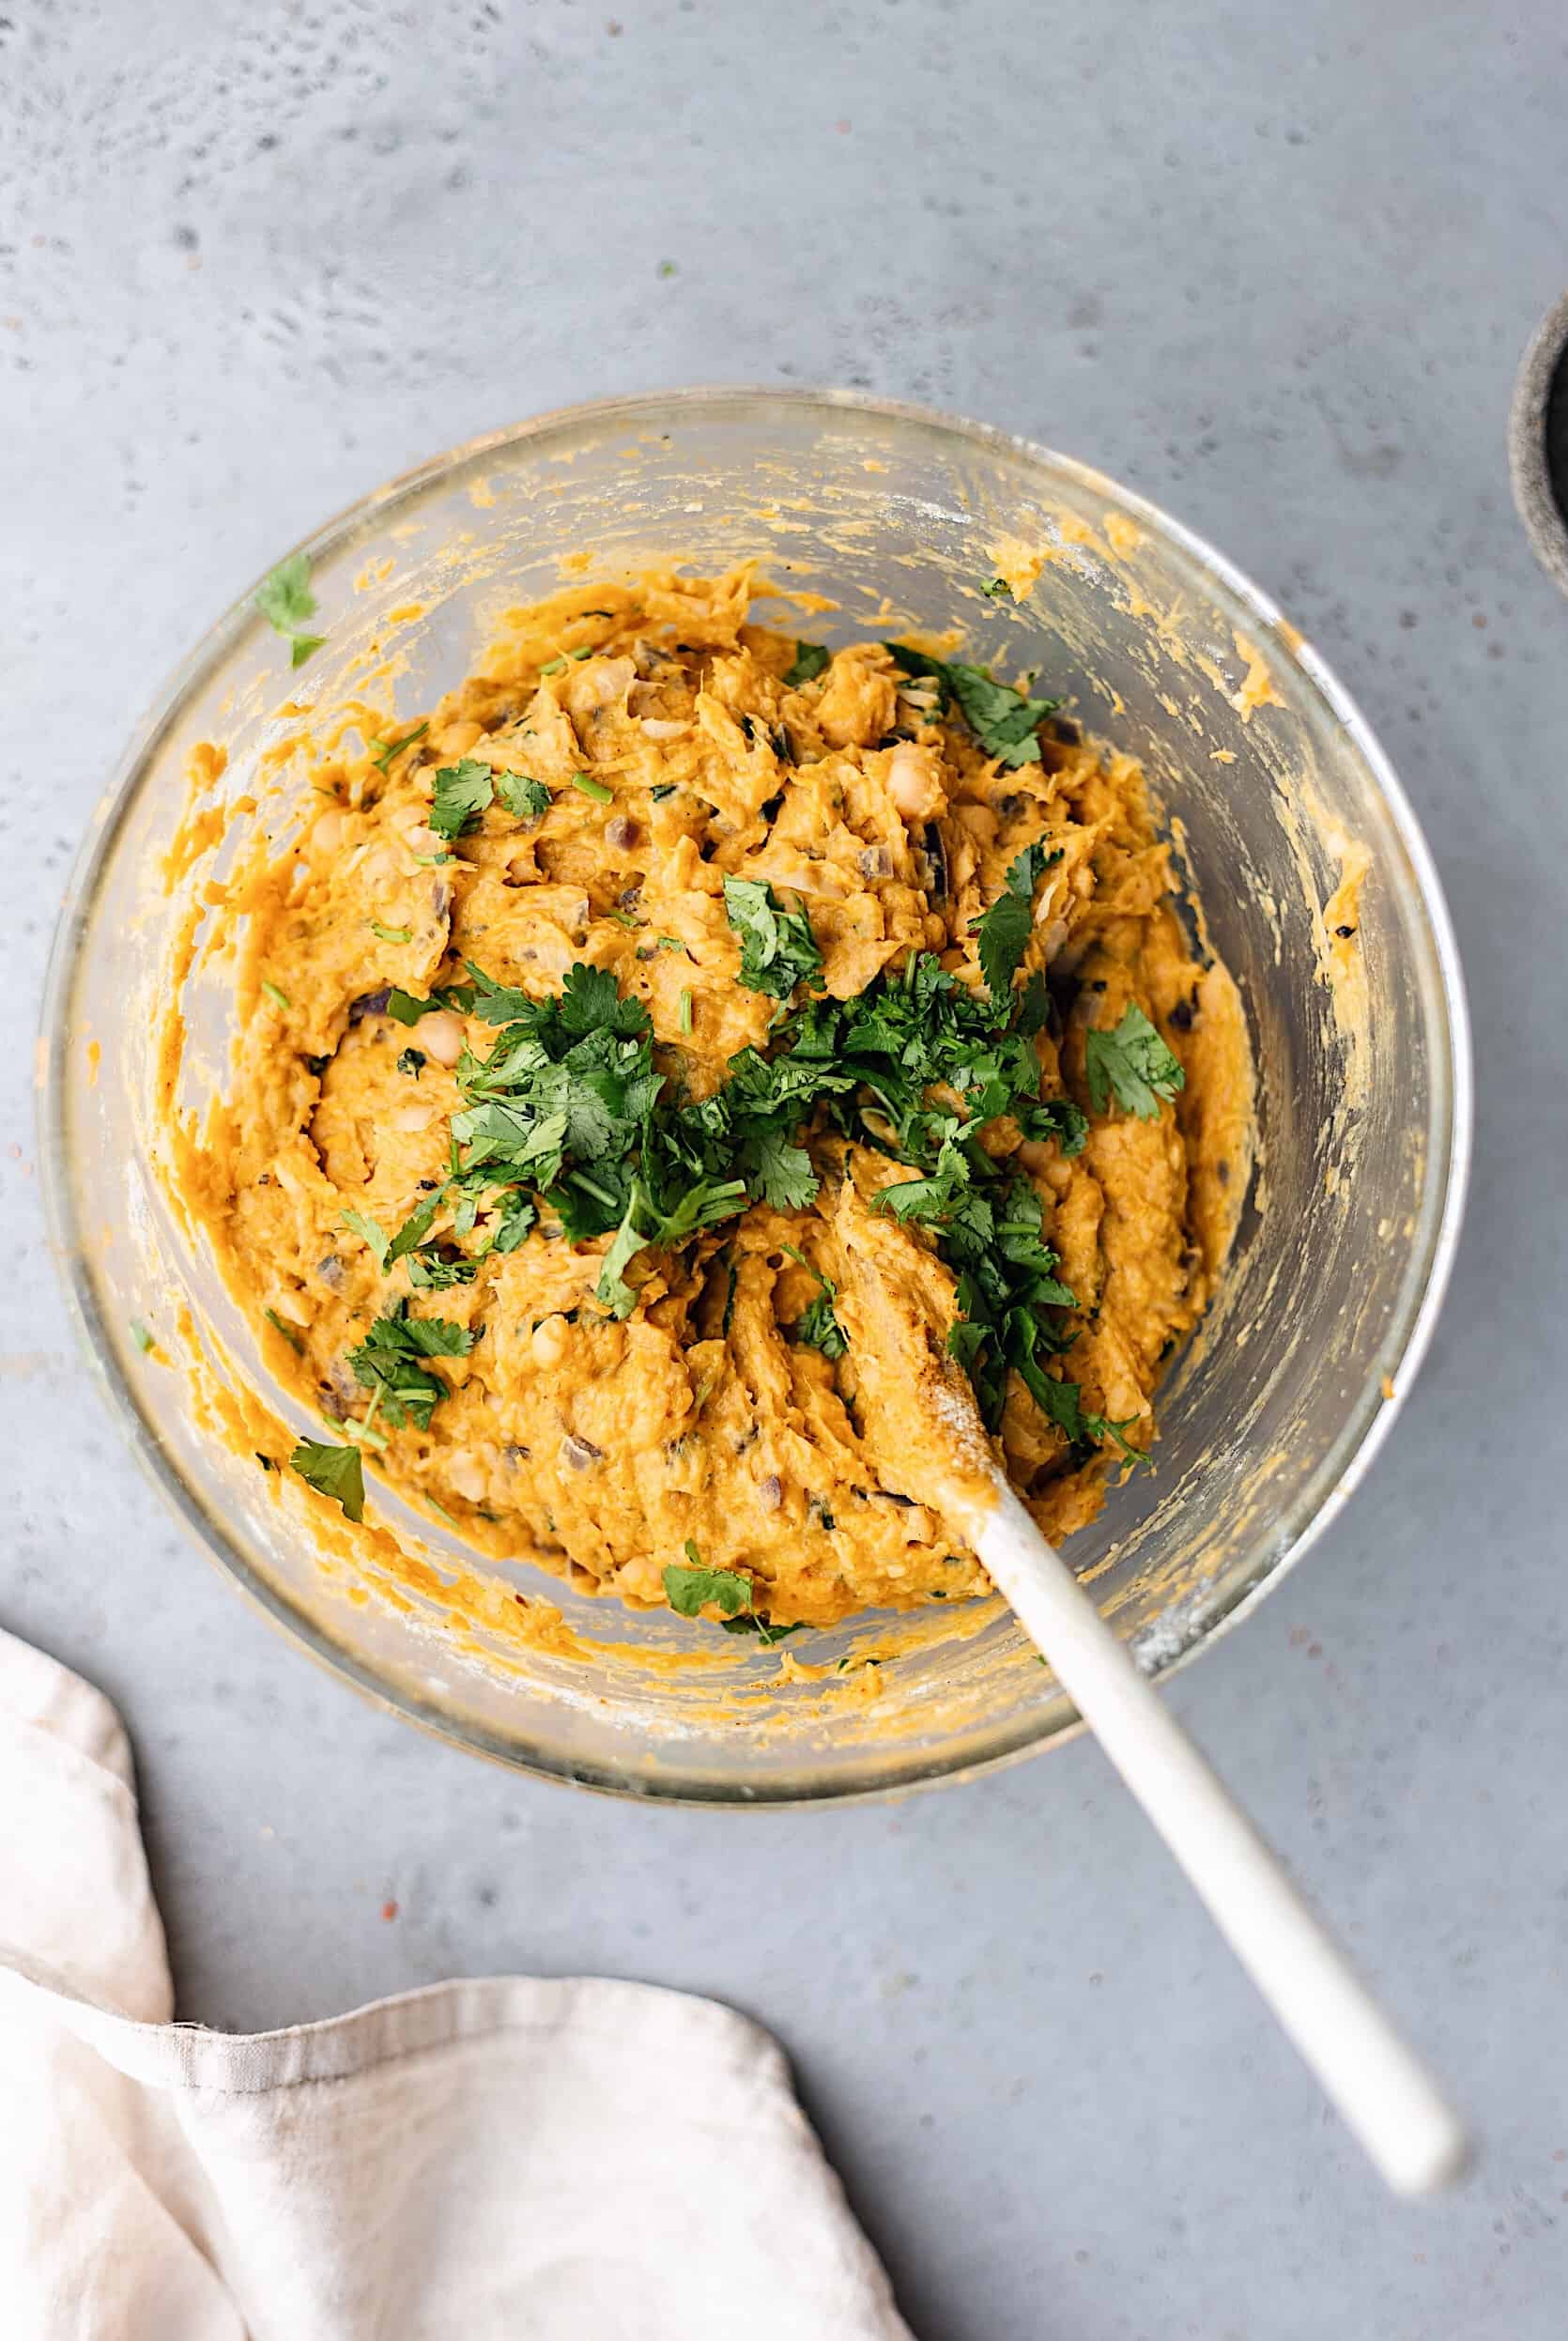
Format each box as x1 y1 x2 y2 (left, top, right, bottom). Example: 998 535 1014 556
833 1190 1467 2196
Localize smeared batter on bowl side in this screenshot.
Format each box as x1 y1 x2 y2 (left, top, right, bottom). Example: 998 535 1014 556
177 565 1252 1632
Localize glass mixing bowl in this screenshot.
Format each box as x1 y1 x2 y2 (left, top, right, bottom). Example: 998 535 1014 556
38 389 1469 1803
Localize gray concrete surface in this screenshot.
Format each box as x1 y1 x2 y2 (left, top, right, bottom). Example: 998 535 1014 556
4 4 1566 2334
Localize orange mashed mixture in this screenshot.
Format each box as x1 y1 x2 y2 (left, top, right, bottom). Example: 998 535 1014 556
172 565 1252 1629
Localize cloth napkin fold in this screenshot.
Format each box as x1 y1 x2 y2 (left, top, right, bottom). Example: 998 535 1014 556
0 1627 912 2340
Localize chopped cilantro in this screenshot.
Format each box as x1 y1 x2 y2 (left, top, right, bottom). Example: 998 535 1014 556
723 876 823 1001
369 918 412 946
254 553 324 669
783 641 830 686
339 1207 390 1271
663 1552 752 1619
884 642 1059 767
348 1304 473 1430
781 1246 847 1360
1084 1003 1186 1121
973 841 1060 1006
722 1613 804 1643
407 1249 477 1289
368 721 428 771
496 773 551 820
429 760 496 840
386 989 436 1024
288 1439 364 1521
387 1188 445 1266
979 577 1013 600
397 1048 426 1078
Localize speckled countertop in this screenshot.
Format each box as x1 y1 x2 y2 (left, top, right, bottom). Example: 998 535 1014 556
5 6 1566 2334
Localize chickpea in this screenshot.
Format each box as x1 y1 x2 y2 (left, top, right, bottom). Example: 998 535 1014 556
886 741 942 822
445 1452 487 1504
416 1009 466 1067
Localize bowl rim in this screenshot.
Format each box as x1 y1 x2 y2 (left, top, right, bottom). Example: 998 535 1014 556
38 382 1473 1806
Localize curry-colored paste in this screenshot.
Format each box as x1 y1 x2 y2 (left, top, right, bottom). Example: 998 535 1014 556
177 566 1251 1629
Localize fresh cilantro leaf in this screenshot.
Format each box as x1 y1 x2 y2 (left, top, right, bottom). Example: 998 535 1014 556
595 1196 650 1317
722 1612 804 1643
368 721 428 771
387 1189 445 1266
463 963 546 1026
572 772 614 805
482 1191 536 1255
429 760 496 840
973 842 1059 1004
974 890 1031 1005
255 554 324 667
340 1207 391 1271
1024 1095 1090 1158
884 642 1059 766
783 641 830 686
723 876 823 1001
496 773 551 820
407 1247 479 1289
367 1309 474 1359
451 1101 571 1185
397 1048 426 1077
1084 1003 1186 1121
745 1125 818 1210
289 1439 364 1521
370 917 412 945
594 1174 747 1317
1014 968 1053 1039
794 1288 847 1361
348 1306 470 1429
662 1557 752 1619
558 963 651 1039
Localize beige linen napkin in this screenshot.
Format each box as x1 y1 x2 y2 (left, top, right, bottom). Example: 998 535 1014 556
0 1627 912 2339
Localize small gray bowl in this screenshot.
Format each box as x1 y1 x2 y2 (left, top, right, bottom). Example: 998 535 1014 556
1509 291 1568 597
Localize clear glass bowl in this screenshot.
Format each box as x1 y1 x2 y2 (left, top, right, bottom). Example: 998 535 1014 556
38 389 1470 1803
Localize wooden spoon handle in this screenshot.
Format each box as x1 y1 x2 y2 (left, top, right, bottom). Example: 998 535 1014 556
974 1475 1468 2195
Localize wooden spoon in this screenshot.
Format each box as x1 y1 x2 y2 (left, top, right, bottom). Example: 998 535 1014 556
833 1190 1468 2196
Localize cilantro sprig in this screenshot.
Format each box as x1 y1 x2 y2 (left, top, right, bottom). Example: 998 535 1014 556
782 641 830 686
1085 1004 1186 1120
255 553 325 669
723 877 823 1002
347 1304 474 1431
973 841 1061 1008
289 1438 364 1519
884 643 1059 767
663 1543 752 1619
430 760 496 840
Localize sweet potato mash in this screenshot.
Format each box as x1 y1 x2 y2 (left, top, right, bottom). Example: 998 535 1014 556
181 565 1251 1633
